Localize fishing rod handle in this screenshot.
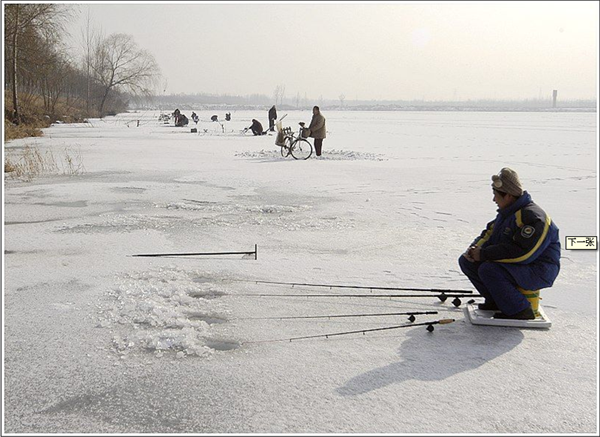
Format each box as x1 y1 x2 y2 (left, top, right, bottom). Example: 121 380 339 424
438 319 456 325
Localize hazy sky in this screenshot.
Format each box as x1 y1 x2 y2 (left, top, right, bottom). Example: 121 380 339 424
63 1 599 101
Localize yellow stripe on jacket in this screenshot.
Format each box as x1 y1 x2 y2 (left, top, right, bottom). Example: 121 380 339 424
496 215 552 263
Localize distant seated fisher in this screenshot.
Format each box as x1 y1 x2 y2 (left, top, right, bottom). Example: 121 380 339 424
458 168 561 320
175 114 189 127
248 119 265 136
191 112 199 124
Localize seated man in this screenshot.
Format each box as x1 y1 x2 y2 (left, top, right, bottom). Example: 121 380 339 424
458 168 561 320
248 119 265 136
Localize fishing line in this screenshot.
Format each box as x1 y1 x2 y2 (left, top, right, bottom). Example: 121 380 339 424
243 318 456 344
238 279 473 294
235 310 438 322
230 292 477 306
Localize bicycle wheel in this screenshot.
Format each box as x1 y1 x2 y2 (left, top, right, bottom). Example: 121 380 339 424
290 138 313 160
280 137 292 157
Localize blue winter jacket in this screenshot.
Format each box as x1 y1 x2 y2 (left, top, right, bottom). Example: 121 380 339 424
471 191 561 289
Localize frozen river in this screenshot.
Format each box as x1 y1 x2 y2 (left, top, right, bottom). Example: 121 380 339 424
3 109 597 433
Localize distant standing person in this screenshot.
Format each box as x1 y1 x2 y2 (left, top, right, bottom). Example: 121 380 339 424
268 105 277 132
307 106 326 157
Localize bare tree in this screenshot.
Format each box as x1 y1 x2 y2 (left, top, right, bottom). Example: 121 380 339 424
38 44 69 113
273 84 286 106
273 85 281 106
280 84 286 106
91 33 161 116
79 8 103 114
4 3 69 123
339 94 346 108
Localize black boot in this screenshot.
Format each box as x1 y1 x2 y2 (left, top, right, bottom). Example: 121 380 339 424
478 300 499 311
493 307 535 320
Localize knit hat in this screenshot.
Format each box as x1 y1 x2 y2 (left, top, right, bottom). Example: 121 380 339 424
491 167 523 197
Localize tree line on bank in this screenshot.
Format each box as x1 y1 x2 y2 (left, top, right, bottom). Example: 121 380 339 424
4 4 161 137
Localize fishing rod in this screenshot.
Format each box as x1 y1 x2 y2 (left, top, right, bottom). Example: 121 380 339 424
243 318 456 344
230 292 478 306
245 279 474 294
236 310 439 322
131 244 257 260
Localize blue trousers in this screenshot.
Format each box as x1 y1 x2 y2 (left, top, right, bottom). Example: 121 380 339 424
458 256 531 316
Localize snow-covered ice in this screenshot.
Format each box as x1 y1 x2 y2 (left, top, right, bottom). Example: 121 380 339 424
3 109 598 433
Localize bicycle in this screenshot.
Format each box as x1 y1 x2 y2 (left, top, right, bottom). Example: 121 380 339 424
276 122 313 160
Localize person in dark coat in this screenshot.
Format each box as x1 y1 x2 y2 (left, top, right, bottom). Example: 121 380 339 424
307 106 326 156
458 168 561 320
248 119 265 136
268 105 277 132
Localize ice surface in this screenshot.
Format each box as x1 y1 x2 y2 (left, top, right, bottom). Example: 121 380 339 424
3 109 597 433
